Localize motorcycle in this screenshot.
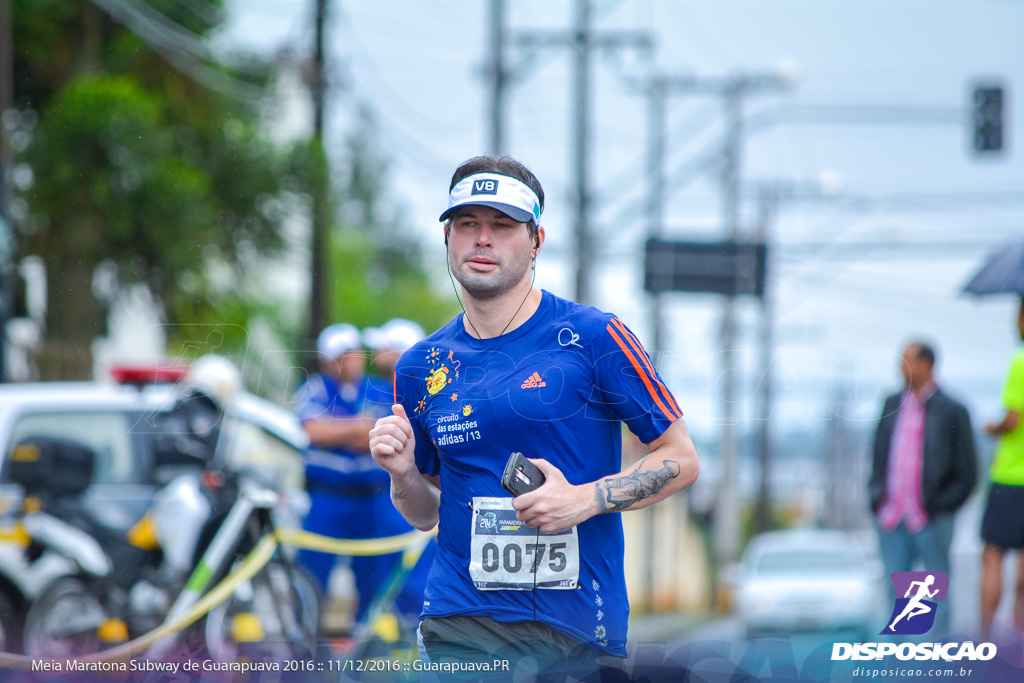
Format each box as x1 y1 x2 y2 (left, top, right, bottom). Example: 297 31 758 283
12 419 319 662
145 468 320 662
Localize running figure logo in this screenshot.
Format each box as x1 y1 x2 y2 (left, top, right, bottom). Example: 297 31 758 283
478 512 498 532
881 571 949 635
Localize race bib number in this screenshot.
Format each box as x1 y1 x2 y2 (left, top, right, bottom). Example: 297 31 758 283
469 497 579 590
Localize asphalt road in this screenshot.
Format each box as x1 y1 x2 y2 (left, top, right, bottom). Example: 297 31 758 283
622 495 1024 680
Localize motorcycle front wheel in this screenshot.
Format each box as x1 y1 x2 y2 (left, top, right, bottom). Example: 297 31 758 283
22 577 107 657
204 561 320 662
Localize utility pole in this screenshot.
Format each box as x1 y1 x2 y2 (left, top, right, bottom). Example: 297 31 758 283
753 187 779 534
516 0 651 305
635 74 704 612
643 70 792 581
486 0 508 155
638 78 667 612
306 0 330 369
715 81 750 577
643 77 668 360
717 77 790 573
825 384 850 529
0 0 13 382
631 74 705 358
747 173 840 534
631 69 789 607
570 0 593 306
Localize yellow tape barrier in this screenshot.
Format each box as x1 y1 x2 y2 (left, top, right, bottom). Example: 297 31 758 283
0 526 436 668
276 527 434 556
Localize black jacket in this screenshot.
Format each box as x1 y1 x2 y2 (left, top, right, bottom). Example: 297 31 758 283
868 387 978 517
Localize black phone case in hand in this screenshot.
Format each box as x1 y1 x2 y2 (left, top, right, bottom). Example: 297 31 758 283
501 451 546 496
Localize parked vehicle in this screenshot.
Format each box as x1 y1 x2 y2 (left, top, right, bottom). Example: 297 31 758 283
159 465 320 662
730 528 886 639
14 418 318 660
0 376 310 654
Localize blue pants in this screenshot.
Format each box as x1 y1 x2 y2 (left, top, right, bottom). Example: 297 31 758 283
299 487 416 623
876 514 955 636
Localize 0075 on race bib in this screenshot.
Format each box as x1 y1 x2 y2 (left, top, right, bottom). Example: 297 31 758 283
469 497 579 590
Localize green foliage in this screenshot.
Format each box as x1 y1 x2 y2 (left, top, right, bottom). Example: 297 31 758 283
25 75 196 258
323 109 456 337
329 229 457 335
11 1 289 378
11 0 452 381
162 279 283 365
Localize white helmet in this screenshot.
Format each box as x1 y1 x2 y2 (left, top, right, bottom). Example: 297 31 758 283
363 318 426 353
185 354 243 408
317 323 362 360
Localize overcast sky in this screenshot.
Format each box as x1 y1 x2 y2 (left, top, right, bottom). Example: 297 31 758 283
217 0 1024 440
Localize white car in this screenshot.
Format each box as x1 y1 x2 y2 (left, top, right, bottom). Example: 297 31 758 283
0 380 309 651
730 528 886 639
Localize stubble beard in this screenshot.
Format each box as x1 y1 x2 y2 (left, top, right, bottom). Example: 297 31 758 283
452 251 532 302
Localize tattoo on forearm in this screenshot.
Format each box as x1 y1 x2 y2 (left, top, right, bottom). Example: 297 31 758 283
596 459 680 513
392 486 406 501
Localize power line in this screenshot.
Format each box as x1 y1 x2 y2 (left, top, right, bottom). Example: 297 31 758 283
89 0 267 103
594 98 720 201
512 0 653 305
594 100 984 226
175 0 224 27
601 188 1024 255
750 103 966 129
776 237 1024 257
95 0 215 60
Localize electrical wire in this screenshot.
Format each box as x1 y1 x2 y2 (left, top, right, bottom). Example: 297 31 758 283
598 187 1024 257
594 99 983 233
176 0 223 26
89 0 267 103
95 0 215 60
593 99 720 203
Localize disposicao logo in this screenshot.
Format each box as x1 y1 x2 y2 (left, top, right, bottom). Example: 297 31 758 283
831 570 997 663
882 571 947 636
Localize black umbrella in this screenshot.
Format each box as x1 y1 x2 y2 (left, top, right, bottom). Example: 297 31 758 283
962 239 1024 296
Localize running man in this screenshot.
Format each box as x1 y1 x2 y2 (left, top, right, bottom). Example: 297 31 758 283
369 155 699 676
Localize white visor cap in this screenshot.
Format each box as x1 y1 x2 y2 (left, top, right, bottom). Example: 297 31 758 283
439 172 542 225
364 318 426 352
317 323 362 360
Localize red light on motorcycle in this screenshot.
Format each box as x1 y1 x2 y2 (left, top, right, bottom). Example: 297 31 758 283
202 470 224 489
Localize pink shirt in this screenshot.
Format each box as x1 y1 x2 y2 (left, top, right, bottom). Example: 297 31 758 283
878 384 936 533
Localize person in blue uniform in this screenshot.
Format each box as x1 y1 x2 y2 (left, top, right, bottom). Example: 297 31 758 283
363 318 439 623
293 322 411 623
369 155 700 675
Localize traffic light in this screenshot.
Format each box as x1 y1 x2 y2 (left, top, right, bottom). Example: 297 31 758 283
972 85 1004 153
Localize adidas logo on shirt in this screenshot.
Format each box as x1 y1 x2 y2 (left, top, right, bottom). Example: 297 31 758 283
521 372 546 389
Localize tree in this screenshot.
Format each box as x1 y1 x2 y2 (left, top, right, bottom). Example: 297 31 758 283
11 0 290 379
328 229 457 336
326 105 456 346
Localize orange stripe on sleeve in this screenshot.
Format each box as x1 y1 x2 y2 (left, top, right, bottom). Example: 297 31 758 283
392 373 398 405
610 318 683 420
606 323 681 423
620 320 683 417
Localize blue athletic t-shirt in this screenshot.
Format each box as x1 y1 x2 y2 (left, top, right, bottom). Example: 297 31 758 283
292 373 391 487
393 290 682 656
